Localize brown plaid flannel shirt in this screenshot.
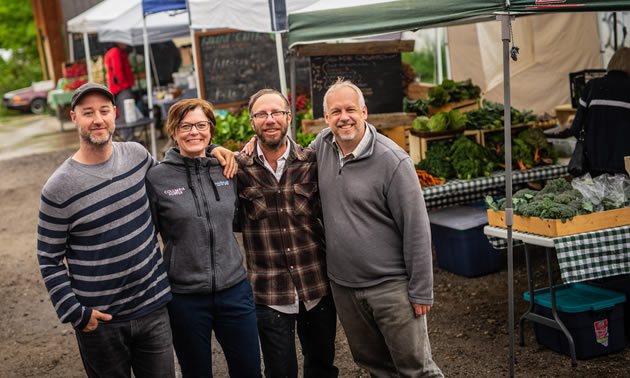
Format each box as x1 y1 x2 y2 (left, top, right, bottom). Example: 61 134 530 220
236 138 329 306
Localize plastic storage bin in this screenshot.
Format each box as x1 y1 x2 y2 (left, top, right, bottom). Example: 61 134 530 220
587 274 630 341
523 283 626 359
428 206 501 277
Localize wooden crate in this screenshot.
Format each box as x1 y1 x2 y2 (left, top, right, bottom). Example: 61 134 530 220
408 129 480 165
554 104 577 127
487 207 630 237
428 99 479 116
405 82 436 100
478 123 533 147
381 125 411 152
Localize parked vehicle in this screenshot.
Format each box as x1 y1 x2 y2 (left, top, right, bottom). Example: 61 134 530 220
2 80 55 114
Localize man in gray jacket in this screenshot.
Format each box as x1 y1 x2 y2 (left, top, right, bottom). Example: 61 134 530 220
309 79 443 377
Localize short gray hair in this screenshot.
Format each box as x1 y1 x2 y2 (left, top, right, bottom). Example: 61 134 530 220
322 78 366 114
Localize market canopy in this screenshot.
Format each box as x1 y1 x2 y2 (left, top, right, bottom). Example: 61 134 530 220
288 0 505 47
98 4 190 46
142 0 186 15
288 0 630 47
188 0 313 32
67 0 138 34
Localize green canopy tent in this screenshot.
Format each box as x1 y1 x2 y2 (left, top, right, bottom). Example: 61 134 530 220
287 1 630 376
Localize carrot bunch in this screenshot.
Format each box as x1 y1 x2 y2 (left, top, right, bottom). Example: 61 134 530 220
416 169 445 187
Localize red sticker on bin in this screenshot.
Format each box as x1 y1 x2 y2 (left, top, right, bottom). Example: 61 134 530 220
594 319 609 347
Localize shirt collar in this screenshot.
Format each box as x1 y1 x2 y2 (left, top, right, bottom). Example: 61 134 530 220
332 123 372 160
256 137 290 164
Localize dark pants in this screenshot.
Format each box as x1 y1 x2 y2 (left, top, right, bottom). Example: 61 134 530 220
74 306 175 378
168 279 261 378
256 295 338 378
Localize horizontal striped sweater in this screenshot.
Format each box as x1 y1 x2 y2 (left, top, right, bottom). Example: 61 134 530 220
37 142 171 330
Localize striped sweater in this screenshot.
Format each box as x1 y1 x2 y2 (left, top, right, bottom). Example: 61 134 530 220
37 142 171 330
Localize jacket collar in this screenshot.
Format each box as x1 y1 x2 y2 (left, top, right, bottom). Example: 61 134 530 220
323 121 377 162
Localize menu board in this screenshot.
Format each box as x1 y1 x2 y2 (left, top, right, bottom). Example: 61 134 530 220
310 53 402 119
195 30 310 107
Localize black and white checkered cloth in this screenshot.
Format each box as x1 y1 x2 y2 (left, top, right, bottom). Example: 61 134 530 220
423 164 568 210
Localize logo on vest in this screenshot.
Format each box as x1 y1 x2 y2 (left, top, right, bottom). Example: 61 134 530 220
215 181 230 187
164 187 186 196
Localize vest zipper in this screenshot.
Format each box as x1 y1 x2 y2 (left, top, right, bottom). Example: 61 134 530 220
195 161 216 292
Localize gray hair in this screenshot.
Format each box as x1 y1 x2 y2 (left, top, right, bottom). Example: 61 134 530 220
322 78 366 114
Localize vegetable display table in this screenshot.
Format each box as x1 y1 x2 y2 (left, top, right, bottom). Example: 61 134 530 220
114 118 153 145
422 164 568 210
484 225 630 366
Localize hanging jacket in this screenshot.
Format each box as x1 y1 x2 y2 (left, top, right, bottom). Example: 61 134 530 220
104 46 135 95
145 147 246 294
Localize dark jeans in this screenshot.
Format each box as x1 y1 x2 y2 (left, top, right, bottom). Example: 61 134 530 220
256 294 338 378
74 306 175 378
168 279 261 378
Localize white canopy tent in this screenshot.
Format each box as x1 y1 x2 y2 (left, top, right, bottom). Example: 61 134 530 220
98 5 189 46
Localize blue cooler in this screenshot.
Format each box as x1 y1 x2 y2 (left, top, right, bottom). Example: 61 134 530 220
428 206 502 277
524 283 626 359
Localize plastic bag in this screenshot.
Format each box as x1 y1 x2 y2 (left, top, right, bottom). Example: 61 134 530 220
571 173 605 212
571 173 630 212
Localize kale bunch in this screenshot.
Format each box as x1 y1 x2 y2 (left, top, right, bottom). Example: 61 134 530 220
449 135 496 180
417 141 455 179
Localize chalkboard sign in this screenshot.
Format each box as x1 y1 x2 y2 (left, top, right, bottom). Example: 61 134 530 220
195 30 285 107
310 54 402 119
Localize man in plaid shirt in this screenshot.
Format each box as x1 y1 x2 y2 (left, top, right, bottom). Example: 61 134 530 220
236 89 338 378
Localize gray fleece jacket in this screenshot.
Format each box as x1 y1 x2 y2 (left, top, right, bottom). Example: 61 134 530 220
310 123 434 304
145 147 246 294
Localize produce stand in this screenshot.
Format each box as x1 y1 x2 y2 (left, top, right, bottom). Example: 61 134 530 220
47 89 74 131
422 164 567 210
409 129 480 164
484 224 630 366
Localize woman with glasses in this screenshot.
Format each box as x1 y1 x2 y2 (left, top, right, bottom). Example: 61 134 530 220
146 98 261 377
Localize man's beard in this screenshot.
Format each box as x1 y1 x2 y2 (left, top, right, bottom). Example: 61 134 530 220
79 128 113 146
257 126 287 150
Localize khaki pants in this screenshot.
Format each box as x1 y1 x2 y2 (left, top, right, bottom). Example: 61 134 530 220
331 279 443 378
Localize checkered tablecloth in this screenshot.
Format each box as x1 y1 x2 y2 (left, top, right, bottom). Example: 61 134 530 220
423 164 568 209
486 225 630 283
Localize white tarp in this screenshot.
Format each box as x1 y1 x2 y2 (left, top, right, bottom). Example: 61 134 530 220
98 4 189 46
447 13 602 115
67 0 138 34
188 0 313 32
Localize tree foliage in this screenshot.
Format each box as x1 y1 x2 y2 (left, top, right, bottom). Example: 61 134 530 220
0 0 42 97
0 0 39 59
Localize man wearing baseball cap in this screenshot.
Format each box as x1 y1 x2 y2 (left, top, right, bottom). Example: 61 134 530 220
36 83 236 377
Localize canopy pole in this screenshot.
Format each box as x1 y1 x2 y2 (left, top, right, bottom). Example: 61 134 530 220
185 0 201 98
143 15 157 158
290 49 297 139
498 13 515 378
435 28 443 84
444 28 452 80
83 32 93 82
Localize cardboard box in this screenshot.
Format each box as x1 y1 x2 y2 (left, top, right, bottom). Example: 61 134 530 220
487 207 630 237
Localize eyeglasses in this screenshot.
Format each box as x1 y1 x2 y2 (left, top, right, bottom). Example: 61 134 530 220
251 111 289 121
178 121 211 133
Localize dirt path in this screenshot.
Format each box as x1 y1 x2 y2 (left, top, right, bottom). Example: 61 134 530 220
0 123 628 376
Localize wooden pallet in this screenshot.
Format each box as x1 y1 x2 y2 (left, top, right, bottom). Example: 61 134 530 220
408 129 480 165
487 207 630 237
380 125 412 152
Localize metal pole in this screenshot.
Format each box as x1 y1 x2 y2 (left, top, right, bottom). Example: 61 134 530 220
444 27 452 80
186 0 201 98
83 32 93 82
143 15 157 158
613 12 618 50
436 28 443 84
276 32 288 98
498 13 515 378
290 49 297 139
